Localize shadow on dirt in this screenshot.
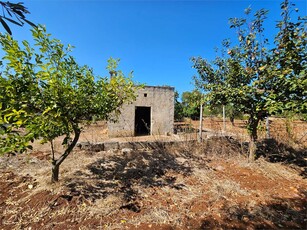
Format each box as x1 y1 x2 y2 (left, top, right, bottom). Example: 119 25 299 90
65 148 192 211
256 138 307 178
200 191 307 229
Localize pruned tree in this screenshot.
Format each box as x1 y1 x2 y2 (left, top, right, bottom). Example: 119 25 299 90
0 25 138 182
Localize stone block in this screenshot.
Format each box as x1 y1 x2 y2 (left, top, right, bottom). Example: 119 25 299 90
104 142 119 151
90 143 104 152
119 142 135 149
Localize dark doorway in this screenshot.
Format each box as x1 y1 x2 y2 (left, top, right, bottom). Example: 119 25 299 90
135 106 151 136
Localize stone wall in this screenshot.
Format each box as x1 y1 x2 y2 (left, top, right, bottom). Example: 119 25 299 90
77 140 197 152
108 86 174 137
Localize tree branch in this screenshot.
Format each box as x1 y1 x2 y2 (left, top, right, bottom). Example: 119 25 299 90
55 124 80 166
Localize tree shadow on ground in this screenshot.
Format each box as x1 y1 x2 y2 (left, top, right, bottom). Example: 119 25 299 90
256 138 307 178
200 190 307 229
65 148 192 211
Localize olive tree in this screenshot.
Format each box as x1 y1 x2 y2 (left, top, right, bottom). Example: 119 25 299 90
0 26 137 182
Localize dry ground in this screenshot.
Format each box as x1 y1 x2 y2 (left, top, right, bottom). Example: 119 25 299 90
0 118 306 229
191 117 307 147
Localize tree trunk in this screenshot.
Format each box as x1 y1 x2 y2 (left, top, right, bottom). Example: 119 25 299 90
266 116 270 138
248 117 259 162
248 139 257 162
222 105 226 132
198 103 203 142
230 116 235 126
51 160 60 183
50 125 81 183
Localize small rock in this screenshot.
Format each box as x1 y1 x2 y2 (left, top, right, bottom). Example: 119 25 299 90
215 165 225 171
176 157 187 164
122 148 133 154
29 158 39 164
104 142 119 151
78 142 90 149
28 184 33 189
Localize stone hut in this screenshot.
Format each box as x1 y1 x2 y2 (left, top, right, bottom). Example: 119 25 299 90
108 86 174 137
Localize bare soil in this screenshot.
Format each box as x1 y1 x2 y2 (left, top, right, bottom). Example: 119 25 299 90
0 118 306 229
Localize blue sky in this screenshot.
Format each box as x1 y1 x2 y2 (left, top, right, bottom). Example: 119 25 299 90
3 0 307 96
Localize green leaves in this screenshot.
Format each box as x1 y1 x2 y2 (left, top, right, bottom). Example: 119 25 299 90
0 1 36 35
0 25 137 155
0 24 137 182
0 17 11 35
192 1 307 141
181 90 203 119
267 0 307 117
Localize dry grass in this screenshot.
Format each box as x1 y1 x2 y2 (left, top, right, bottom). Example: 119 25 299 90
1 118 306 229
247 157 302 181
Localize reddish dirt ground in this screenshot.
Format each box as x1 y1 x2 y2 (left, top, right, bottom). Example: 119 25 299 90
0 118 306 229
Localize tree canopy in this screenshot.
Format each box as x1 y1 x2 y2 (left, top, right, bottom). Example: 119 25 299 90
174 91 184 121
266 1 306 118
0 25 138 182
181 90 202 120
192 0 306 160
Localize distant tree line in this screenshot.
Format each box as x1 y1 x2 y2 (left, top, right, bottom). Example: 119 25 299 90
175 90 243 124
